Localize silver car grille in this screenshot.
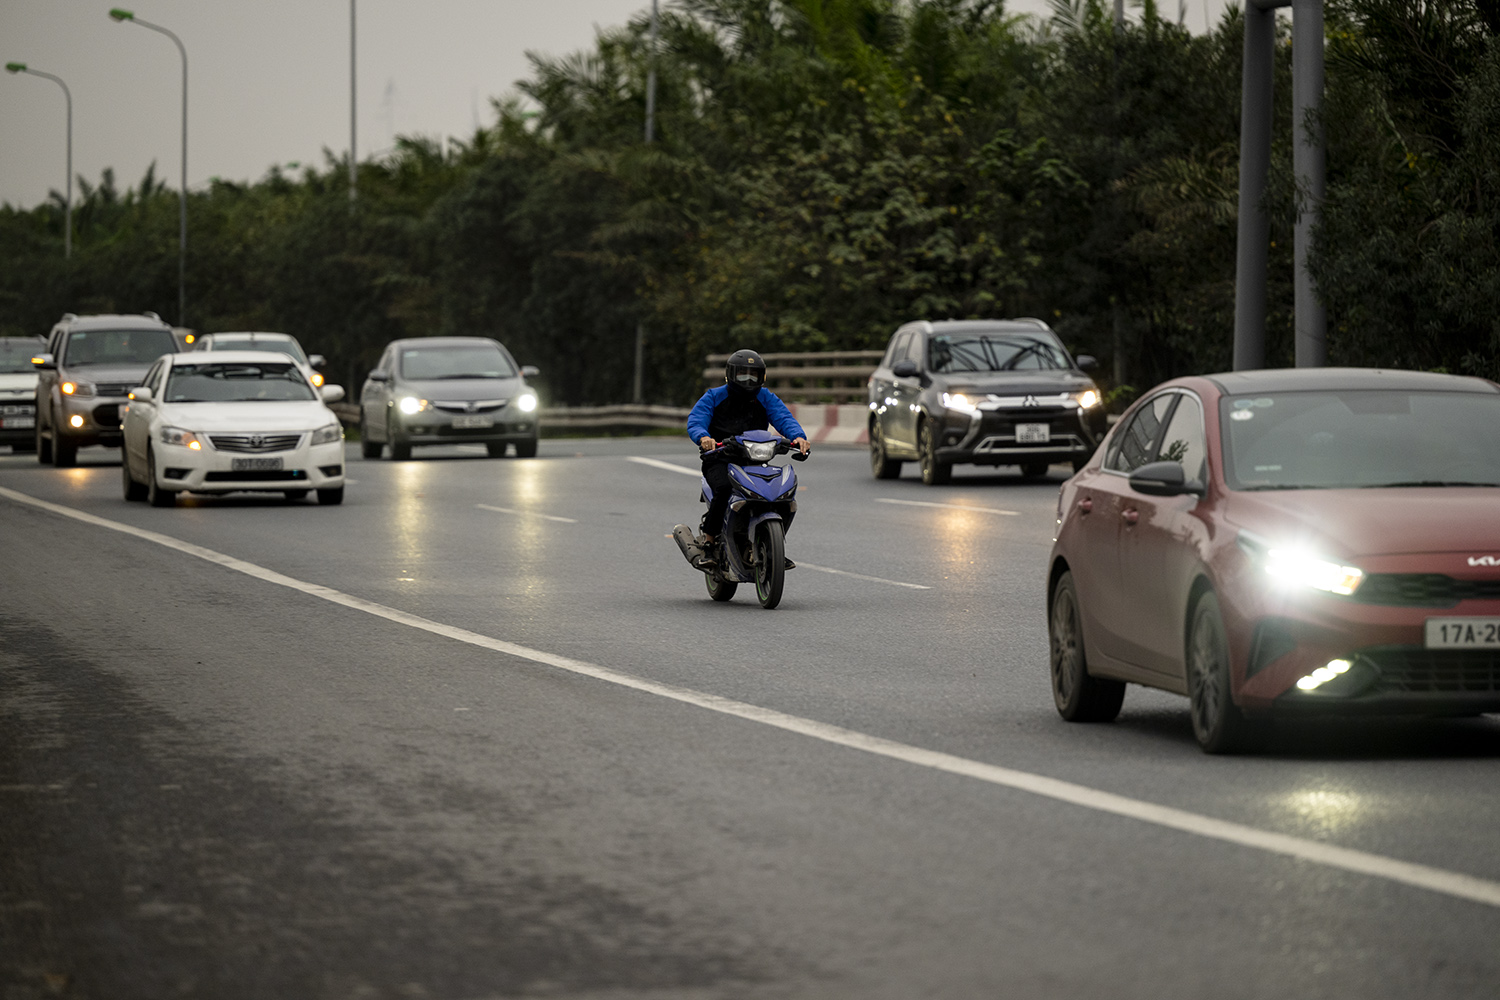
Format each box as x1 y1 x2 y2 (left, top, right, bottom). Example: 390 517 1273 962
431 399 508 414
209 433 303 453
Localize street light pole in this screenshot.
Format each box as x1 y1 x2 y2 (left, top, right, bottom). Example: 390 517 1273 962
350 0 357 210
110 8 187 328
634 0 660 404
5 62 72 258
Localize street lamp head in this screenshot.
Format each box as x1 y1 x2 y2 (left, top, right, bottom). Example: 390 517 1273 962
108 9 135 22
5 62 25 74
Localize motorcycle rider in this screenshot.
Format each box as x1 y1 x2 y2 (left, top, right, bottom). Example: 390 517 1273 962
687 349 810 567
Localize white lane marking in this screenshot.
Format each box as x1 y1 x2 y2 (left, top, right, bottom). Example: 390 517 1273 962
876 497 1020 516
475 503 578 524
797 562 930 590
628 455 700 477
7 484 1500 911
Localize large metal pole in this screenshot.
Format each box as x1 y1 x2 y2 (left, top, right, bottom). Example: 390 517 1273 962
634 0 659 404
6 65 72 258
1232 2 1278 371
350 0 357 210
1292 0 1326 366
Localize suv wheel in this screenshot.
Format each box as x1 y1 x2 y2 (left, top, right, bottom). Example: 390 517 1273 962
53 431 77 468
35 421 52 464
870 420 901 479
918 421 951 486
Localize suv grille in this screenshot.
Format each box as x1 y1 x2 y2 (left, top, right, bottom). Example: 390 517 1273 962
1361 647 1500 693
1354 574 1500 608
94 382 136 397
209 433 303 453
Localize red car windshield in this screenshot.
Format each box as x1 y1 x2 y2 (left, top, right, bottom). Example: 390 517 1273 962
1220 390 1500 490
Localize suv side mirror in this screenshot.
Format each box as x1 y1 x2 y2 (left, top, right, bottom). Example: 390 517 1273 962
308 354 326 368
32 353 55 370
521 365 540 378
320 384 346 404
367 368 391 383
128 385 154 402
1075 354 1098 372
1129 460 1205 498
892 360 919 379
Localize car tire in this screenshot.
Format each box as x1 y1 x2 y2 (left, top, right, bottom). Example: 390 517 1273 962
1021 461 1050 479
486 442 508 458
869 420 901 479
283 489 309 502
514 436 538 458
1186 590 1268 754
390 440 412 461
53 432 77 468
359 418 381 459
122 454 146 501
1049 570 1126 722
317 486 344 506
35 421 52 464
145 446 176 507
918 420 951 486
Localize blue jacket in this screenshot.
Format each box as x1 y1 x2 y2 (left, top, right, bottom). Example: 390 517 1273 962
687 385 806 444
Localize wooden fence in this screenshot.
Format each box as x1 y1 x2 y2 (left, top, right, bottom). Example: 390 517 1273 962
703 350 883 403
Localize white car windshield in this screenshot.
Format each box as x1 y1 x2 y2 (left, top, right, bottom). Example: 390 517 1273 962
0 339 42 374
166 362 317 402
400 345 516 380
1221 390 1500 490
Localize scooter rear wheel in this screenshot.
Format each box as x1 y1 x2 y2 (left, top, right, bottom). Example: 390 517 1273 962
754 520 786 609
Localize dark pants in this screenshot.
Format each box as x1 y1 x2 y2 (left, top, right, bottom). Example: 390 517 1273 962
701 459 733 536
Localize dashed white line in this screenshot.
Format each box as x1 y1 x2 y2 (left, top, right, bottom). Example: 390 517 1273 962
627 455 701 477
6 482 1500 911
796 562 930 590
475 503 578 524
876 497 1021 516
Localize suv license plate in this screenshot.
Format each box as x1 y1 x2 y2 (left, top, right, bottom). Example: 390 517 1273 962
1425 618 1500 649
452 415 494 429
231 457 284 472
1016 423 1050 444
0 416 34 429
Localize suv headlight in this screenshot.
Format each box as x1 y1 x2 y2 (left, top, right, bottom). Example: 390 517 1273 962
311 423 343 445
160 426 202 451
61 379 96 397
398 396 429 415
1073 389 1100 409
516 393 537 413
940 392 979 414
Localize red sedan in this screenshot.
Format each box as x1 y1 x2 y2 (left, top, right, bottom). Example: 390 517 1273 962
1046 368 1500 752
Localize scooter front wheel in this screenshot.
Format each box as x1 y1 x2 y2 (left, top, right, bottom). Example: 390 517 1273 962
705 572 738 602
753 520 786 609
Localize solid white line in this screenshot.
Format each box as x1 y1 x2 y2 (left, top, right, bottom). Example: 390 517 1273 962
627 455 700 477
876 497 1020 516
475 503 578 524
8 482 1500 911
797 562 931 590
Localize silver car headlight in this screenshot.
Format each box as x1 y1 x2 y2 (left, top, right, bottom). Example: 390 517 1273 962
516 393 537 413
160 426 203 451
398 396 428 415
61 378 96 398
311 423 343 445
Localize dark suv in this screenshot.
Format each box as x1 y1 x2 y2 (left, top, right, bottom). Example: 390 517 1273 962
867 319 1107 485
32 313 179 466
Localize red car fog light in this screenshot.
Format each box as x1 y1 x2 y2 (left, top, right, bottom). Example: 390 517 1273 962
1297 658 1353 690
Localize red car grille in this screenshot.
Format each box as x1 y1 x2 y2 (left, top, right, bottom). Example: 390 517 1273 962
1363 648 1500 693
1354 574 1500 608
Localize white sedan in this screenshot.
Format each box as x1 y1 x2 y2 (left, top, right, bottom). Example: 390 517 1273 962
121 351 348 507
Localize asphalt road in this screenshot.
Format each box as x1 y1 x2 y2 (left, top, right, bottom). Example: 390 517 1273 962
2 438 1498 1000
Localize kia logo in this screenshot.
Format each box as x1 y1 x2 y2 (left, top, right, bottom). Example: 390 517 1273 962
1468 555 1500 567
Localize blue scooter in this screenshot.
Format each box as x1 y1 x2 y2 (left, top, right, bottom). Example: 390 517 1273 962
672 430 809 609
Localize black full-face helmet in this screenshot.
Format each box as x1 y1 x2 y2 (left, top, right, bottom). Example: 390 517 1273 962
724 349 767 394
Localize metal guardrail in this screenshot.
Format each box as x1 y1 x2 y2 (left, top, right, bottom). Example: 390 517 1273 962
704 350 882 402
330 402 691 436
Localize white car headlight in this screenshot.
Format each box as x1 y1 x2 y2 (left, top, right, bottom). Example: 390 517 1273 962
311 422 343 445
1073 389 1101 409
516 393 537 413
398 396 428 415
160 426 202 451
941 392 978 414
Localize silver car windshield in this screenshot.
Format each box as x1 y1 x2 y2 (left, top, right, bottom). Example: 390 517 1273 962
63 329 177 366
1221 390 1500 490
207 336 308 364
165 362 317 403
399 345 515 380
927 333 1069 373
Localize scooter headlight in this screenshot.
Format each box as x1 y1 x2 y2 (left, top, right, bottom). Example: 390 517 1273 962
745 441 777 462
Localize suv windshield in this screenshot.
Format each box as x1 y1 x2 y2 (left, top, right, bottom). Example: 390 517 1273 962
165 362 316 403
0 339 42 374
928 333 1070 373
63 329 177 367
1221 390 1500 490
205 336 308 364
400 344 515 380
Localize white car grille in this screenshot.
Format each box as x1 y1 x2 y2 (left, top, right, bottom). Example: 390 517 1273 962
209 433 303 453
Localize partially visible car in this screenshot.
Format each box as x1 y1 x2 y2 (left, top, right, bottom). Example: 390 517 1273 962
867 319 1106 485
120 351 347 507
32 312 179 466
0 336 45 452
358 336 540 460
1047 367 1500 754
194 331 326 387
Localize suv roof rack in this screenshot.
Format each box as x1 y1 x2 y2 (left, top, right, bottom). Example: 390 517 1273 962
143 311 162 321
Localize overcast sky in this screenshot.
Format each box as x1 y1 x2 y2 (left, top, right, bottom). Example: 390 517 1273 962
1 0 1231 211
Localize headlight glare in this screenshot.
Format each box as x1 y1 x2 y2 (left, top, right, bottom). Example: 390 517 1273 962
516 393 537 413
1074 389 1100 409
398 396 428 415
1263 548 1365 596
941 392 978 414
311 423 343 445
62 380 95 397
160 426 201 449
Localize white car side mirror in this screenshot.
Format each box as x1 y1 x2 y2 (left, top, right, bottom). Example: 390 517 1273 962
129 385 154 402
320 384 346 404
